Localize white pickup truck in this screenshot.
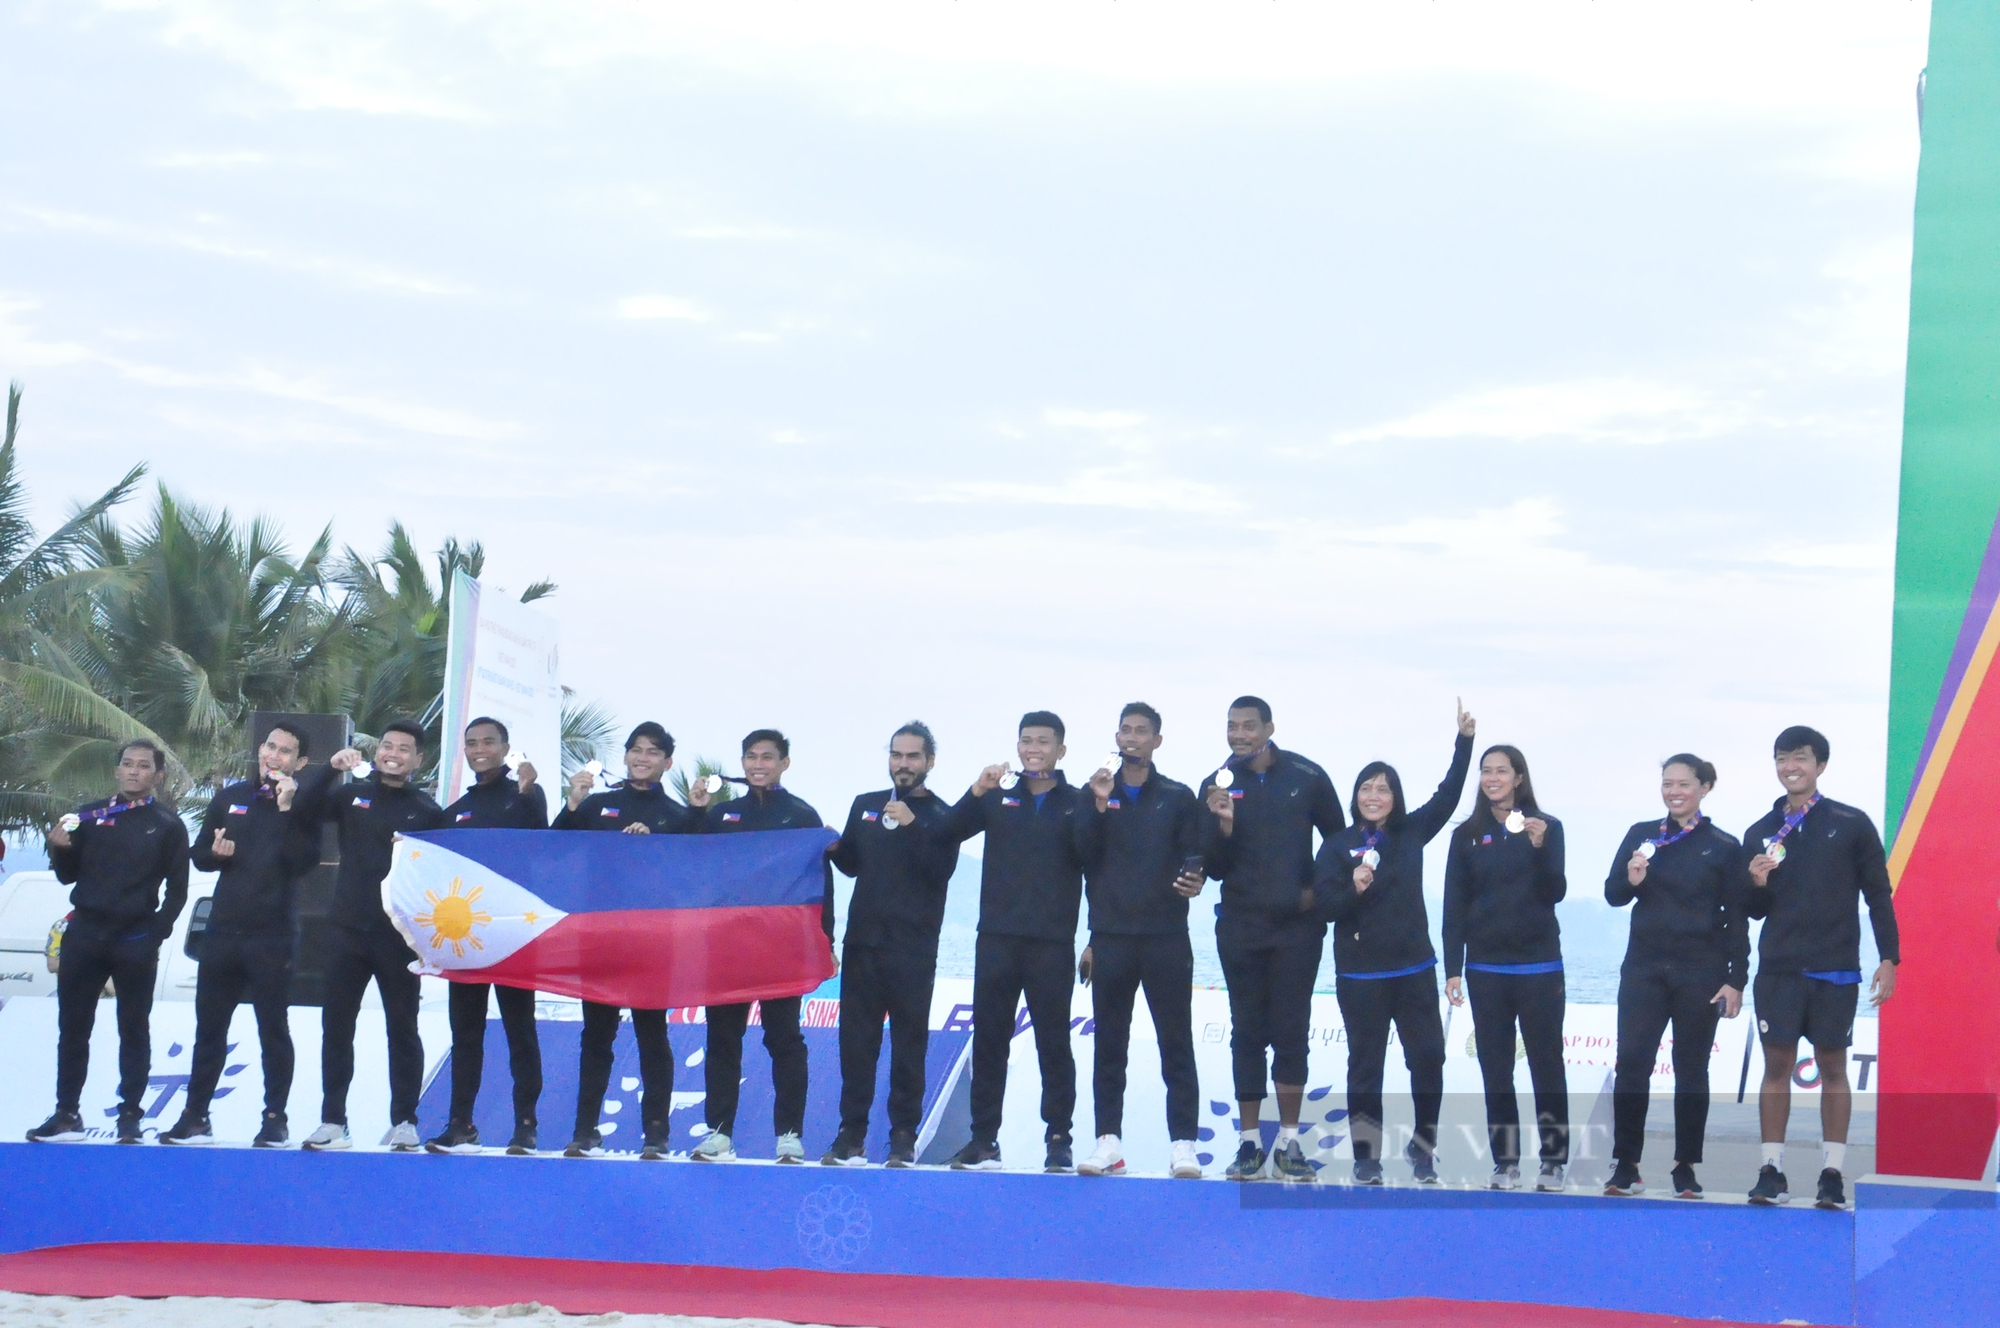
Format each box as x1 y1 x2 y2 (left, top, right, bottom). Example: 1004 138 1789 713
0 867 220 1008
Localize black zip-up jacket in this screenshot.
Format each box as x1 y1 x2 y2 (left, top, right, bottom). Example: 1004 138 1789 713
190 780 321 937
943 772 1087 943
1605 817 1751 988
551 782 701 835
297 765 447 937
1075 767 1203 936
50 795 191 940
1196 745 1345 949
1442 810 1567 978
831 786 958 953
1741 794 1900 973
1316 732 1473 976
703 786 836 941
444 773 550 830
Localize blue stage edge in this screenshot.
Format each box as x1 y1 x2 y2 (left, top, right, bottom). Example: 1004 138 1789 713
0 1144 1994 1326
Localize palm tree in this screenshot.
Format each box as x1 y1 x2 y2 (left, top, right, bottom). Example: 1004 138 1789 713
0 384 166 826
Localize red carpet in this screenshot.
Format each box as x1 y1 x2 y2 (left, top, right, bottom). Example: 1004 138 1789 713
0 1241 1772 1327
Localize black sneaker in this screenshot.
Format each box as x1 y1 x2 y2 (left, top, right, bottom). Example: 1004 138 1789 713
949 1138 1002 1171
1271 1138 1315 1182
425 1120 482 1155
1044 1137 1074 1174
822 1132 868 1167
161 1113 214 1146
1748 1163 1789 1206
640 1135 670 1161
1670 1163 1702 1199
1225 1139 1267 1181
115 1108 145 1144
1409 1151 1440 1185
885 1128 918 1169
26 1111 85 1143
253 1112 289 1148
564 1130 606 1159
1815 1168 1847 1210
1604 1161 1644 1196
506 1121 537 1156
1352 1157 1385 1186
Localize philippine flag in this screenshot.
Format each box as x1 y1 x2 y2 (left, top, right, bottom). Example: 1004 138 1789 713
382 827 836 1008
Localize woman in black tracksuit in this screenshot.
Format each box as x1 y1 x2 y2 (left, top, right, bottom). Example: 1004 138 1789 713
1602 753 1748 1201
1315 702 1475 1186
1442 743 1569 1192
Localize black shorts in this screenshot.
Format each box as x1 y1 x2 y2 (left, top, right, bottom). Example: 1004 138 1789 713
1753 971 1859 1049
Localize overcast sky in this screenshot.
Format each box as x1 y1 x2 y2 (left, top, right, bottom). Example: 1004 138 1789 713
3 2 1929 893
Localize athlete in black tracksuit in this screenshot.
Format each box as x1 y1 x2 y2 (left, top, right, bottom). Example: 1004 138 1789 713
33 778 190 1142
432 769 549 1154
1604 804 1749 1188
553 776 700 1155
1315 726 1473 1182
1075 761 1204 1157
1442 792 1569 1181
826 777 957 1165
298 759 447 1141
176 773 321 1143
1198 743 1344 1176
944 768 1088 1170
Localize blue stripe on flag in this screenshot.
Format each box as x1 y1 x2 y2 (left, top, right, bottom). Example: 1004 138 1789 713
406 827 835 914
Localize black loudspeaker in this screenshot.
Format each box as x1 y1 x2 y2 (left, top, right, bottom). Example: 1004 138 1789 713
245 711 353 1007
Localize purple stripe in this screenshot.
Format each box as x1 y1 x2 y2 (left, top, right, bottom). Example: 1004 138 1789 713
1907 506 2000 818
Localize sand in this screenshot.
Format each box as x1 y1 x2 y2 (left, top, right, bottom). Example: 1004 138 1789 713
0 1294 842 1328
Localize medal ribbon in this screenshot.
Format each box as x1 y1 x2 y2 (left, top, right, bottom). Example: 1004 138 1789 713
1645 815 1703 852
1766 792 1822 854
1350 826 1385 859
89 794 156 824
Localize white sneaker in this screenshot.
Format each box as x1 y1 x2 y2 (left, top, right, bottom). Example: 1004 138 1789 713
382 1121 422 1151
301 1123 351 1151
1077 1135 1125 1177
1170 1140 1202 1179
692 1131 736 1162
774 1131 805 1164
1489 1164 1520 1190
1536 1162 1568 1192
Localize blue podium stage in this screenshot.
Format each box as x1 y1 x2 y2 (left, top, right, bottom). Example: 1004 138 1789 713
2 1143 1992 1326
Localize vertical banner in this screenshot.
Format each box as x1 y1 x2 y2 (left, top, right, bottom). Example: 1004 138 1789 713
437 569 563 807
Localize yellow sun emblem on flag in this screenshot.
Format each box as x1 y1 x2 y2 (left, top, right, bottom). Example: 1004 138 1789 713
414 877 492 958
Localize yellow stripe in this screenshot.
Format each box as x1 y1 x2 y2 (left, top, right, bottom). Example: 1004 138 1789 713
1890 593 2000 887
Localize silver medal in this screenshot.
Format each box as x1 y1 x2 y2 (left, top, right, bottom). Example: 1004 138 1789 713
351 760 374 781
881 805 899 830
1104 752 1123 774
1637 841 1656 860
1360 848 1380 869
998 771 1019 791
1769 842 1787 865
1213 766 1235 790
58 813 81 834
702 773 725 795
1505 810 1526 834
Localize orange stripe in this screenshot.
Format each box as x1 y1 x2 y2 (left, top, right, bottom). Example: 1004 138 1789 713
1890 590 2000 887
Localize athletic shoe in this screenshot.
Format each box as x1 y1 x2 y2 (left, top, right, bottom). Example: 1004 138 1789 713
775 1131 806 1164
1170 1140 1202 1179
822 1132 869 1167
1225 1140 1267 1181
1271 1139 1315 1182
115 1108 145 1144
1077 1135 1125 1177
640 1136 670 1161
1489 1164 1521 1190
949 1138 1002 1171
383 1121 422 1152
1536 1162 1567 1192
1604 1161 1644 1196
1352 1157 1385 1186
161 1113 215 1146
1670 1163 1702 1199
1044 1137 1074 1173
26 1111 85 1143
1815 1168 1847 1211
564 1130 605 1159
885 1128 918 1169
425 1120 482 1155
1408 1148 1440 1186
692 1131 737 1162
506 1122 537 1156
1748 1163 1790 1206
253 1112 289 1149
302 1122 351 1151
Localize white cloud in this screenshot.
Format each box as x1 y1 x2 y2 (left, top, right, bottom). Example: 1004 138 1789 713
615 295 712 322
1044 408 1146 431
913 465 1239 516
1332 379 1749 447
